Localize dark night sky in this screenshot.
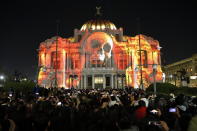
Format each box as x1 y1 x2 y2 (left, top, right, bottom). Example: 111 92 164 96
0 0 196 79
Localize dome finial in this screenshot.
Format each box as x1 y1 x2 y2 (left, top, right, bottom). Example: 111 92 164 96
95 6 102 17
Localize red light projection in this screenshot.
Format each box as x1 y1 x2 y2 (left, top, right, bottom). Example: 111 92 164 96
112 35 163 88
38 20 163 89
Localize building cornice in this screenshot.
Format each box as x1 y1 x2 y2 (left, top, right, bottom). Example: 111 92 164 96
164 57 193 68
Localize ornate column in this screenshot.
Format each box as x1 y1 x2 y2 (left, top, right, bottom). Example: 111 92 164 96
110 53 113 67
68 53 70 70
62 50 66 88
87 54 89 68
103 74 106 89
65 52 67 70
133 51 138 89
117 54 119 69
80 75 83 89
84 75 87 89
85 53 86 68
115 75 117 89
111 74 114 88
123 53 124 69
128 74 130 87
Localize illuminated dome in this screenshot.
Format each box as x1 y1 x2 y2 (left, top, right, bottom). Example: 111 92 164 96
80 20 117 31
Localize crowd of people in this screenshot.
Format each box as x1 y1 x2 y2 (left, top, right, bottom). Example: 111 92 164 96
0 87 197 131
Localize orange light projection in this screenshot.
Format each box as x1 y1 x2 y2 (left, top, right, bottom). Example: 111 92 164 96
38 21 163 89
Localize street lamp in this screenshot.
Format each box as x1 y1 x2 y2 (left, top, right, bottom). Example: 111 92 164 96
134 67 139 89
0 75 4 80
153 64 157 96
135 65 144 90
137 18 144 90
134 65 144 89
0 75 5 87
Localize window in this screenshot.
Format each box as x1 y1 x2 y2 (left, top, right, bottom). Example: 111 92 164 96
88 77 92 86
138 50 147 67
75 60 79 69
119 60 124 69
129 52 132 67
152 51 158 65
142 51 148 67
94 77 103 84
106 77 110 86
51 51 60 69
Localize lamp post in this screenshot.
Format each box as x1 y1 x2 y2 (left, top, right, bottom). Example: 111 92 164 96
122 74 126 88
134 65 144 89
0 75 5 87
0 75 5 81
134 67 139 89
54 20 60 88
153 64 157 96
136 18 144 90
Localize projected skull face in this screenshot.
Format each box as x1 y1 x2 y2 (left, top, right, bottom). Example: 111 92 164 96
85 32 113 62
